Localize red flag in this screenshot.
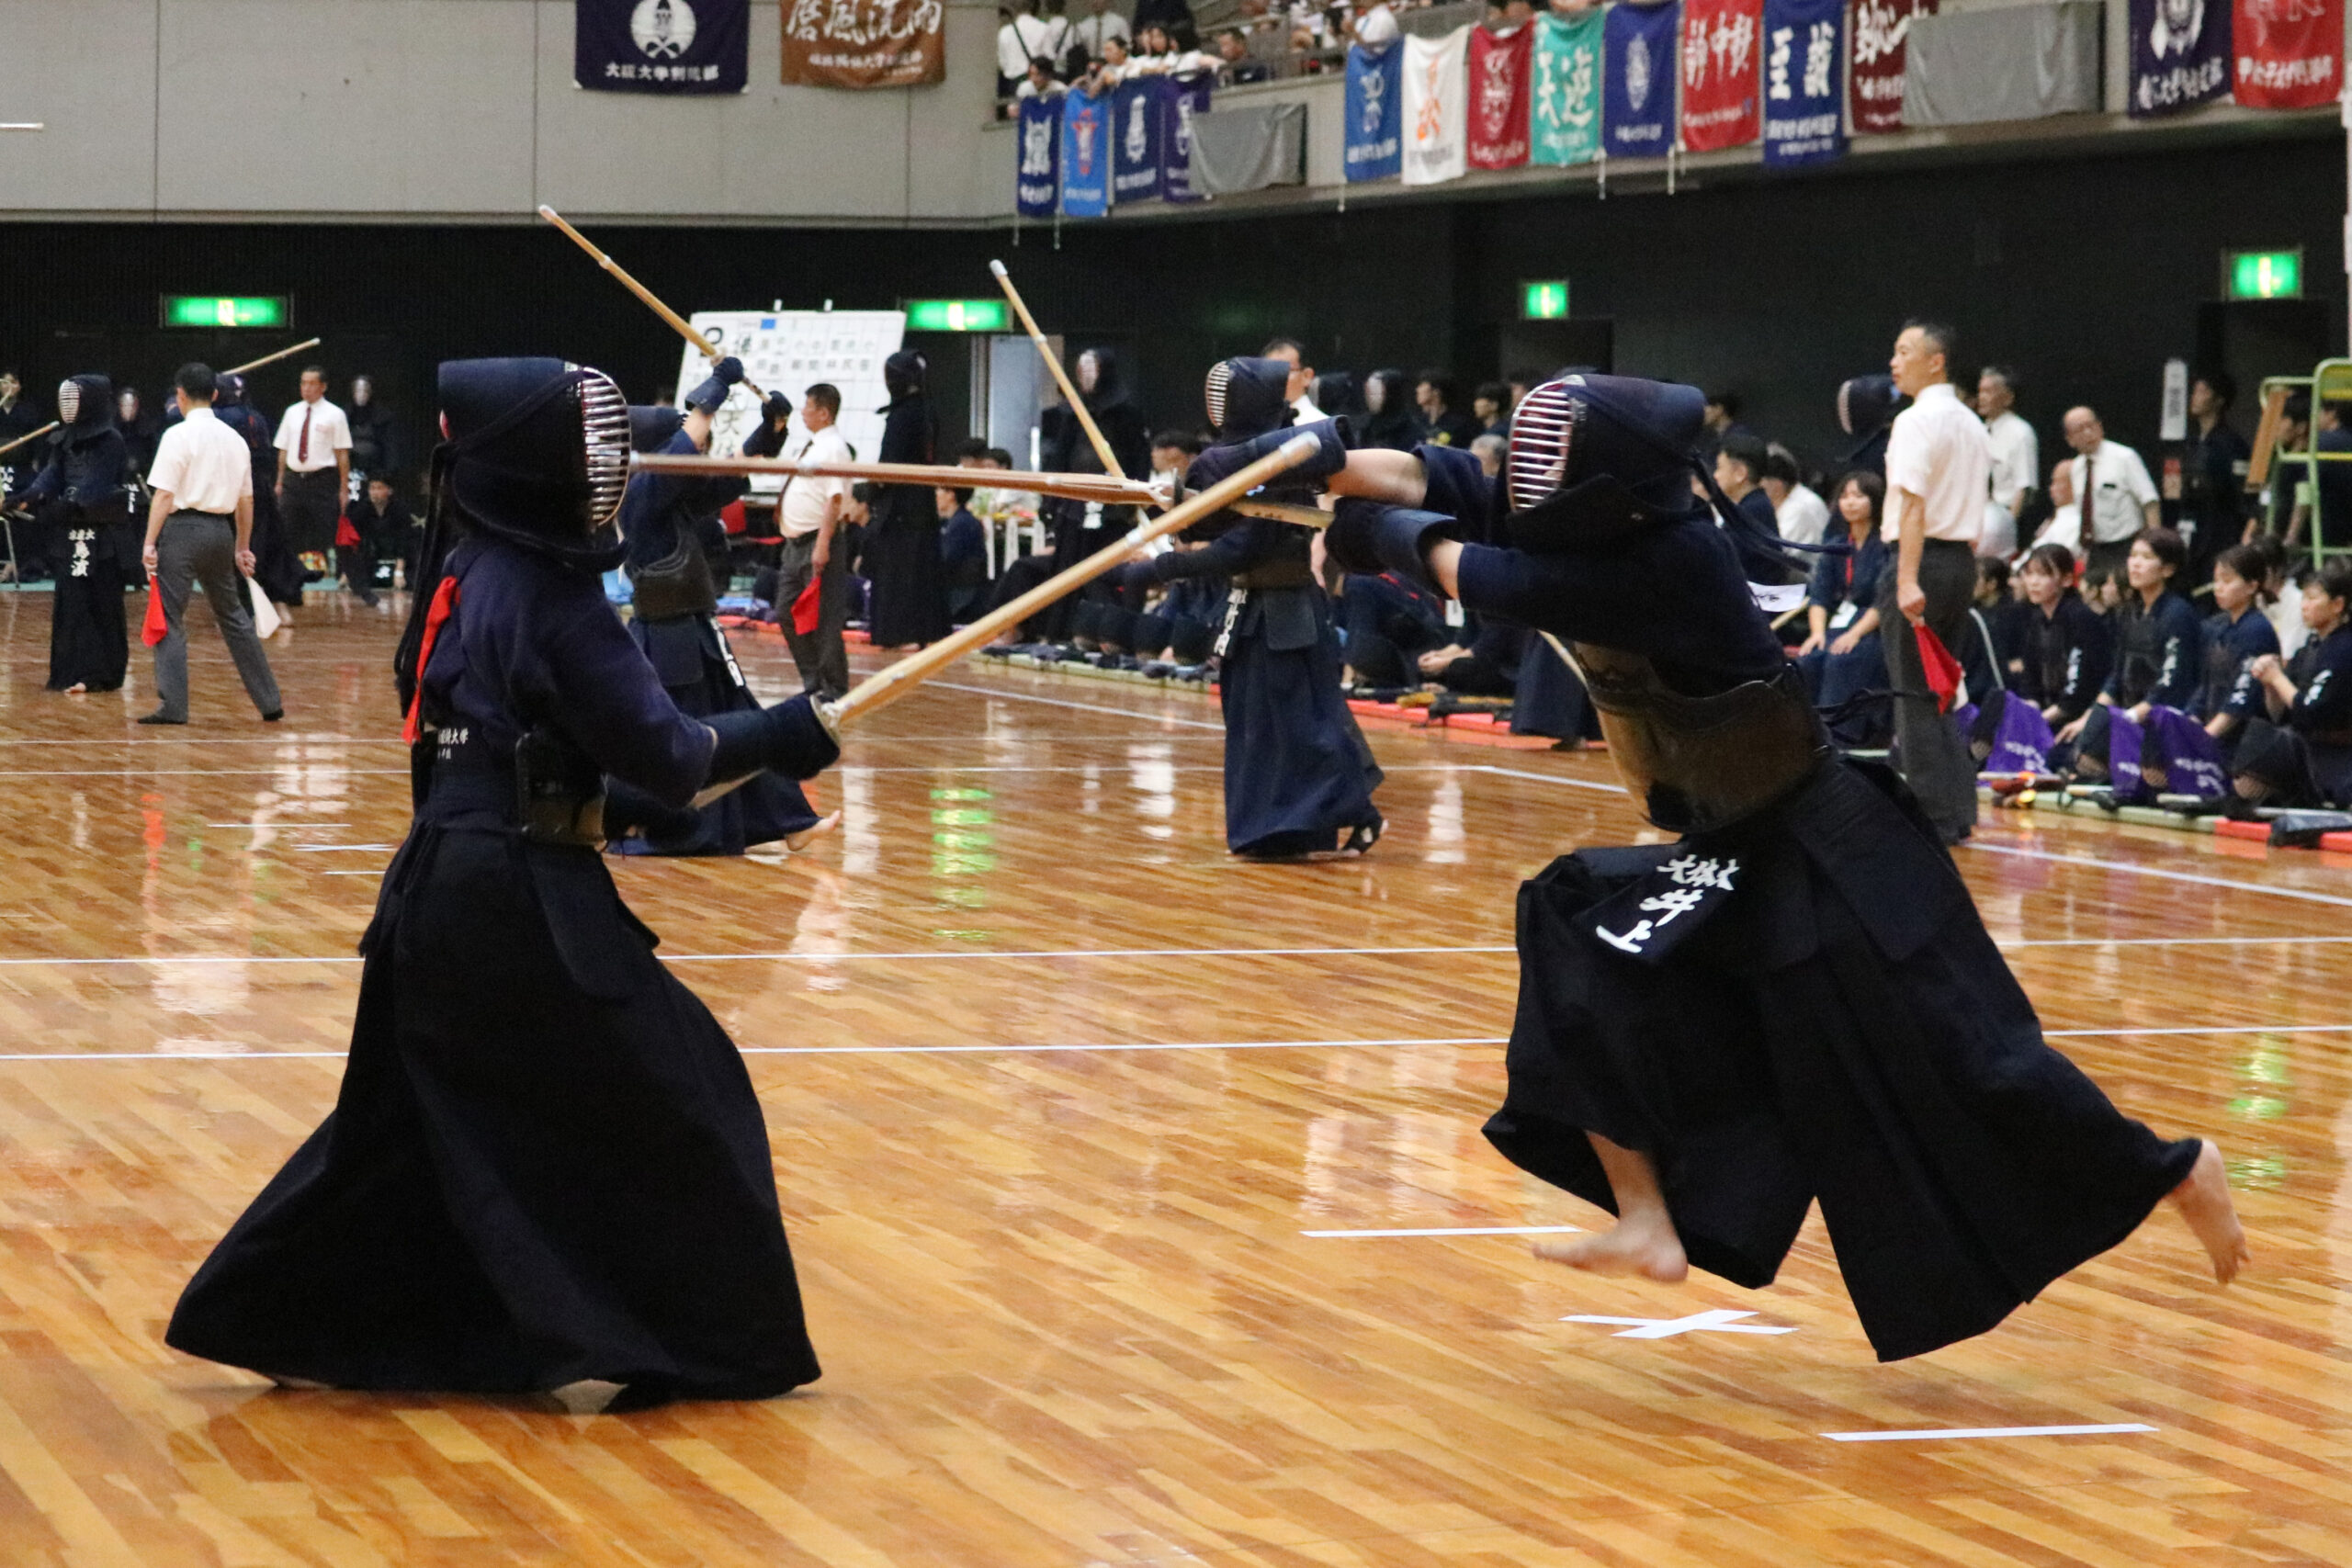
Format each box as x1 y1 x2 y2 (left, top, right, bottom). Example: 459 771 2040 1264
1679 0 1763 151
1914 622 1963 713
141 584 169 648
403 576 462 744
790 577 822 636
1466 23 1533 170
336 516 361 548
2233 0 2342 108
1848 0 1935 133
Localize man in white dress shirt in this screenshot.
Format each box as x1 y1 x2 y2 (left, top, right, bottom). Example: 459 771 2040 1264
2062 405 2159 589
1976 365 2036 559
140 364 282 726
1261 337 1325 423
273 365 351 577
1880 320 1991 841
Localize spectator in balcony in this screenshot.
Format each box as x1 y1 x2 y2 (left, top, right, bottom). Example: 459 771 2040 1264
1134 0 1197 50
1358 369 1419 451
1214 27 1272 79
1760 444 1829 547
1713 433 1779 538
1472 381 1512 440
1088 32 1135 85
2062 404 2159 590
1976 364 2034 561
998 0 1068 96
1414 370 1479 448
2198 543 2279 758
1068 0 1131 68
1015 54 1065 99
2232 558 2352 808
2178 370 2246 581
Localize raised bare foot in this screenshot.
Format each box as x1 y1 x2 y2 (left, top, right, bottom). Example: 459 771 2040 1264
784 811 842 853
266 1373 334 1391
2171 1140 2249 1285
1534 1223 1689 1282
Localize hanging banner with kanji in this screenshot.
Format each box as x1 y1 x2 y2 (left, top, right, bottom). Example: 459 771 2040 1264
1603 1 1679 157
578 0 750 93
1059 84 1112 216
2130 0 2231 115
1849 0 1935 131
1466 23 1535 169
1015 93 1062 218
2233 0 2340 108
1112 75 1168 203
1345 40 1406 181
1679 0 1762 151
1762 0 1846 164
1402 24 1473 186
1532 10 1605 166
1163 73 1214 202
781 0 944 88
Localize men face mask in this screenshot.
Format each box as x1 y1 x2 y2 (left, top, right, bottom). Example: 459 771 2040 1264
1364 378 1385 414
1077 352 1100 396
55 380 79 424
352 377 372 408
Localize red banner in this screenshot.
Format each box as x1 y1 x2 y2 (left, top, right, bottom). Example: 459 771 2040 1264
1679 0 1762 151
1467 23 1534 169
2233 0 2342 108
1849 0 1935 133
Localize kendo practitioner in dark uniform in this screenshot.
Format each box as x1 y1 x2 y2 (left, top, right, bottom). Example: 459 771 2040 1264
1038 346 1151 642
2232 558 2352 809
6 375 134 693
612 362 831 858
863 351 952 649
1210 372 2246 1361
168 357 839 1406
1132 357 1384 858
1836 374 1902 480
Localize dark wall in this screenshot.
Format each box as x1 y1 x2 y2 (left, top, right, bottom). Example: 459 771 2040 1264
1 130 2335 489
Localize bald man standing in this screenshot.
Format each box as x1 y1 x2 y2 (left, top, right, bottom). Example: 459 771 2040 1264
2063 406 2159 591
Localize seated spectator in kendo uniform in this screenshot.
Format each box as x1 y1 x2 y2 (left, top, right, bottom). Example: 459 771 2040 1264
2197 543 2280 765
1426 614 1525 697
2232 558 2352 809
1712 433 1781 541
1339 560 1451 689
1969 543 2110 768
1975 556 2034 688
2054 527 2200 781
1125 356 1385 856
167 356 842 1409
1794 470 1890 748
6 375 134 694
608 362 832 857
345 475 414 597
937 485 989 624
1297 371 2240 1362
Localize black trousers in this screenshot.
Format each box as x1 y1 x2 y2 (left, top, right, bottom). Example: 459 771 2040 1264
1876 538 1979 838
279 468 342 557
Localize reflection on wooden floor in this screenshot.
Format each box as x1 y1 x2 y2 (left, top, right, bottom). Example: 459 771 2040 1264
1 588 2349 1566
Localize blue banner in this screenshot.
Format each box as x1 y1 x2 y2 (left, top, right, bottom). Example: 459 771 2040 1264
1016 93 1062 219
574 0 748 93
1343 41 1404 182
1060 85 1111 217
1761 0 1846 166
1163 73 1214 203
2128 0 2230 117
1113 76 1167 204
1602 1 1677 158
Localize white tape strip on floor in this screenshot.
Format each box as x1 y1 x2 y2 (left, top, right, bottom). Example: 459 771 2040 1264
1823 1423 2156 1442
922 680 1228 730
1966 841 2352 909
1302 1224 1581 1238
0 944 1519 968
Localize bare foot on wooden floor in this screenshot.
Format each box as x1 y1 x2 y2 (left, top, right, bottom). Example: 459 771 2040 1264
1534 1220 1689 1283
2171 1139 2249 1285
784 811 842 852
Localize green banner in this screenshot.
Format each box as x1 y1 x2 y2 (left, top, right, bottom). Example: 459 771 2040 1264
1532 10 1604 167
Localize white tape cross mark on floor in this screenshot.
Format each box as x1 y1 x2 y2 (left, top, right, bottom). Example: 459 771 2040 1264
1564 1309 1798 1338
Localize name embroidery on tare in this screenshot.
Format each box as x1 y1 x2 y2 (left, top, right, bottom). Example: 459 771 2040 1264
1593 853 1739 958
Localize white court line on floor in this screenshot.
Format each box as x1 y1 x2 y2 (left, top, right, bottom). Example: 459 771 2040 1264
1303 1224 1582 1238
0 737 397 748
208 822 350 829
1966 841 2352 909
0 1035 1510 1063
2006 933 2352 947
293 844 396 852
0 943 1520 968
1464 762 1631 796
1823 1423 2156 1443
2046 1023 2352 1038
922 680 1227 730
0 768 410 778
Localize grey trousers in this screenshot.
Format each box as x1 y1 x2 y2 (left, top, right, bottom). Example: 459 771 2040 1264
1876 537 1978 839
153 513 282 720
775 531 849 701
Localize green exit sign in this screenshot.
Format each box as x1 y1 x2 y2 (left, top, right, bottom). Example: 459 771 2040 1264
160 295 289 329
2224 250 2301 300
1521 280 1569 321
905 299 1009 333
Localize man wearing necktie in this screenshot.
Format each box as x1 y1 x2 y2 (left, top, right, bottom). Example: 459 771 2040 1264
272 365 352 583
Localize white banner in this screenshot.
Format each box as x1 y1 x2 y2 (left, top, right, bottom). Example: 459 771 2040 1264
1403 25 1472 186
676 309 905 489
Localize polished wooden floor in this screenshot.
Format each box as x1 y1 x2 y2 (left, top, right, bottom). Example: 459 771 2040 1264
2 586 2350 1566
